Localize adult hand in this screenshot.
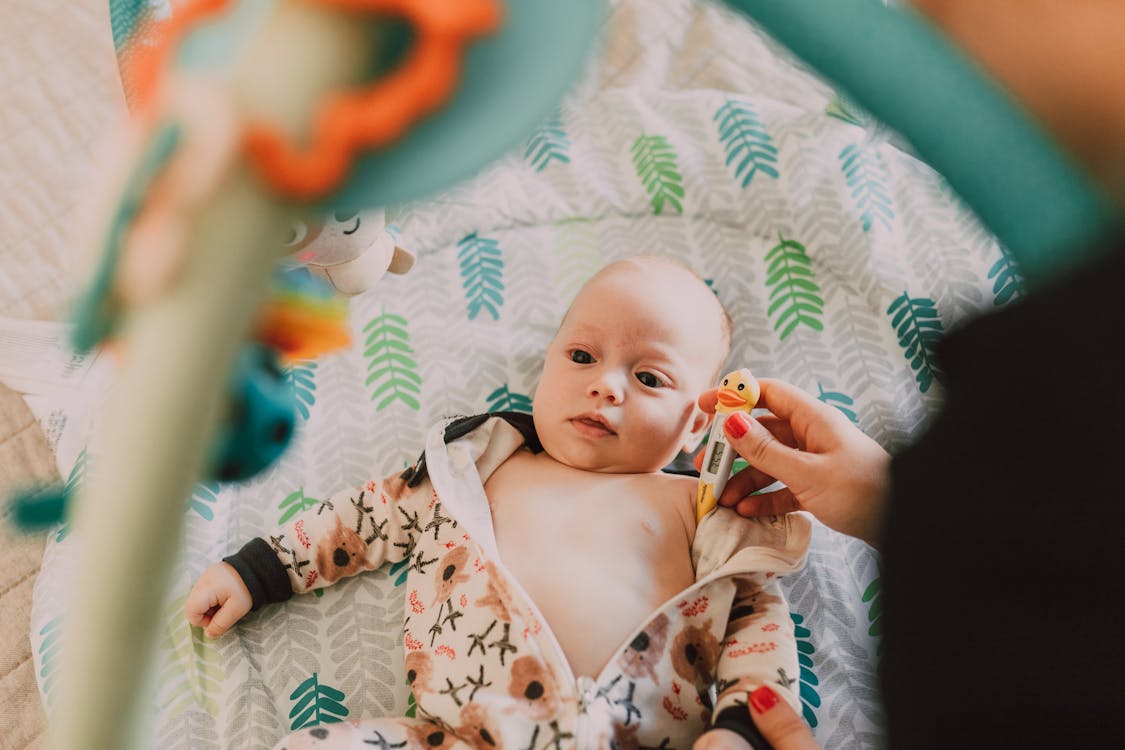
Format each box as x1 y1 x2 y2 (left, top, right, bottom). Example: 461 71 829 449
697 378 889 548
748 685 822 750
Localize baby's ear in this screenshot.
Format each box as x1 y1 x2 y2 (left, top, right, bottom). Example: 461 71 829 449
681 405 714 455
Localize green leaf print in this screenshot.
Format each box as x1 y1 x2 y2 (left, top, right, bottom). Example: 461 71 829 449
388 559 410 587
525 113 571 172
289 673 350 730
791 612 821 728
458 232 505 321
714 99 779 187
188 482 220 522
816 384 859 424
279 487 322 525
887 292 946 393
630 134 685 215
286 361 318 421
825 91 870 128
363 311 422 411
486 384 533 414
839 143 894 232
765 235 825 340
159 594 222 717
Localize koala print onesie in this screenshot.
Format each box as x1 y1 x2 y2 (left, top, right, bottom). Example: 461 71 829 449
224 414 811 750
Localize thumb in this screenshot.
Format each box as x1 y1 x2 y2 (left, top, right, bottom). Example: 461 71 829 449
203 598 246 639
748 686 821 750
723 412 808 488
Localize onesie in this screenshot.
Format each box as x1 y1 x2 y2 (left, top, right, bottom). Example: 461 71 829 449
224 414 812 750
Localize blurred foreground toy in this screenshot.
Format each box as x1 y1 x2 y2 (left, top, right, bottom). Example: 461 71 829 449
27 1 603 748
696 368 760 522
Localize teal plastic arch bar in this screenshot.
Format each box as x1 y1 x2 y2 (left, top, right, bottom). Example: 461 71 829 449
721 0 1119 286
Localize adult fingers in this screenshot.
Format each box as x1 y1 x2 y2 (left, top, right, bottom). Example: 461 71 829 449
722 411 810 488
718 462 777 506
748 686 822 750
732 487 800 519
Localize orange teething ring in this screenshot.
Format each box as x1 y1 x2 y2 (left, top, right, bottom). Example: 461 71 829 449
243 0 503 200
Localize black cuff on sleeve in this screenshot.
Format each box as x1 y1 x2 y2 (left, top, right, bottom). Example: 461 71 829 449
711 705 775 750
223 537 293 610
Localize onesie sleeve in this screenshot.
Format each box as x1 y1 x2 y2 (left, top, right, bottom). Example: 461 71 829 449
223 469 422 609
712 572 802 726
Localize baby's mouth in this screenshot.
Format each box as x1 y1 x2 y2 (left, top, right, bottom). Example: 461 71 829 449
570 415 616 438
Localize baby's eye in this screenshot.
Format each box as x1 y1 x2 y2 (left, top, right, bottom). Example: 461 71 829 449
636 371 664 388
570 350 594 364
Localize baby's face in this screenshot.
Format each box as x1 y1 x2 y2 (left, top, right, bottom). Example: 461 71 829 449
533 260 727 474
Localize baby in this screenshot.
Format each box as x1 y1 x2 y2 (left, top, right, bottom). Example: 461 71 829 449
187 256 810 750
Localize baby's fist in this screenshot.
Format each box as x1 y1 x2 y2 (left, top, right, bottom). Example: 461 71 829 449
185 562 252 639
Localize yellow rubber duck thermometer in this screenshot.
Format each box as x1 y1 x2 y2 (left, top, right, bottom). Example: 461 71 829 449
696 368 761 522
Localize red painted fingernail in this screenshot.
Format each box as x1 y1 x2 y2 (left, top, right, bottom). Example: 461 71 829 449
749 685 780 714
725 412 750 439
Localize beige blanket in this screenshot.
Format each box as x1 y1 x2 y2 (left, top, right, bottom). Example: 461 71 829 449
0 0 125 746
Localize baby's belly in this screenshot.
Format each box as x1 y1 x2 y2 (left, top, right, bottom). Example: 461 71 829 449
499 515 696 678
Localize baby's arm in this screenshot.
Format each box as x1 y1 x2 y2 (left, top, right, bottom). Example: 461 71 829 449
698 572 802 749
184 470 417 636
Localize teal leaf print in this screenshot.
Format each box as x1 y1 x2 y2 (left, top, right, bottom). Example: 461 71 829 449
37 616 63 708
791 612 821 728
887 292 946 393
188 482 220 522
862 573 884 639
56 448 91 542
458 232 505 321
388 559 410 587
363 311 422 411
159 595 222 717
816 384 859 424
630 134 685 215
289 673 349 730
486 384 533 414
839 143 894 232
987 251 1026 306
714 99 779 187
279 487 322 525
825 91 870 128
525 113 571 172
765 235 825 340
287 361 318 421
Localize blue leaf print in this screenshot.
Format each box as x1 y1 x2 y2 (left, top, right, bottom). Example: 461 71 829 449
286 361 318 421
714 99 779 187
37 616 63 708
987 250 1026 306
486 384 533 414
388 559 410 587
791 612 821 727
525 113 571 172
887 292 946 393
839 143 894 232
289 673 349 730
458 232 505 321
55 448 91 542
188 482 220 522
816 384 859 424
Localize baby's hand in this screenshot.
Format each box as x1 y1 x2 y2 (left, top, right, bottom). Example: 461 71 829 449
694 728 754 750
185 561 252 639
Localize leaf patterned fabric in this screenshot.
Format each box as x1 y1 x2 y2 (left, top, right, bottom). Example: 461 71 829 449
32 1 1019 748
